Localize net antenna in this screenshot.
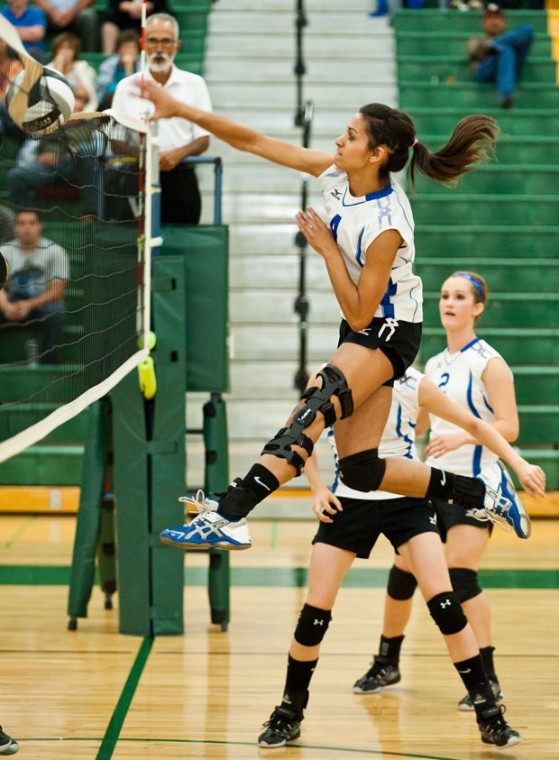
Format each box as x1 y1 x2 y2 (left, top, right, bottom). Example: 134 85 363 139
0 56 153 464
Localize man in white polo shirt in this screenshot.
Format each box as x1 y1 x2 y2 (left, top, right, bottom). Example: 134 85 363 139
112 12 212 224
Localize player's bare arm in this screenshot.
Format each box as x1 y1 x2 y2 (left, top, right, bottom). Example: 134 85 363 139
136 78 333 176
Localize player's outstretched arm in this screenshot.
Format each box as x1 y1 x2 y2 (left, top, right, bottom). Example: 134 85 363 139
418 377 546 497
136 78 334 176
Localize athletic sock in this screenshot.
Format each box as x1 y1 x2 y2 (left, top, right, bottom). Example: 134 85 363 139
217 464 280 521
454 654 487 692
285 654 318 692
426 468 485 508
426 468 456 500
280 655 317 717
451 474 485 507
480 646 497 682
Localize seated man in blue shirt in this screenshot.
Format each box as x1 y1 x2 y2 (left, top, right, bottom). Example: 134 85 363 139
0 0 47 62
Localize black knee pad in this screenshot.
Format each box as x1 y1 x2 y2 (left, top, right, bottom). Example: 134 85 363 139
294 603 332 647
262 364 353 475
427 591 468 636
338 449 386 492
449 568 482 603
387 565 418 601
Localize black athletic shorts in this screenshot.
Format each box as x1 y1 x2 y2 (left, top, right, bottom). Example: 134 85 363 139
434 499 493 541
338 317 422 384
312 495 440 559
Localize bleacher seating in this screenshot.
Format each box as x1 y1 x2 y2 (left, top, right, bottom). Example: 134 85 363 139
395 8 559 490
0 2 214 495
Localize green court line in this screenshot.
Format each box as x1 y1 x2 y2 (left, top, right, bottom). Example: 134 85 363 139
2 515 36 549
95 636 153 760
1 564 559 589
269 520 278 549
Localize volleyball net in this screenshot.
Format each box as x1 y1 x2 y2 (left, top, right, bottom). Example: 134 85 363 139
0 110 153 464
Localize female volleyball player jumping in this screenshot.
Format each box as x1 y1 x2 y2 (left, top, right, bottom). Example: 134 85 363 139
136 82 545 547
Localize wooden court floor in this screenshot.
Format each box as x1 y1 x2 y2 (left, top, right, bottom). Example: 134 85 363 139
1 513 559 759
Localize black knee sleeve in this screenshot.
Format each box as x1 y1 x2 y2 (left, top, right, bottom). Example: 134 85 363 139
427 591 468 636
449 568 482 603
262 364 353 475
387 565 418 601
338 449 386 492
294 604 332 647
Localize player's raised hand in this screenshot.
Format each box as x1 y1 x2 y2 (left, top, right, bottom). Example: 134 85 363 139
134 78 180 120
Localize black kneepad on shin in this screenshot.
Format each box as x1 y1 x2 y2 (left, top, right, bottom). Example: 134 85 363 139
449 567 482 603
387 565 418 600
294 604 332 647
427 591 467 635
338 449 386 492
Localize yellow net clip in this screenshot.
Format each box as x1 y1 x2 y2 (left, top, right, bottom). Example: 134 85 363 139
138 331 157 399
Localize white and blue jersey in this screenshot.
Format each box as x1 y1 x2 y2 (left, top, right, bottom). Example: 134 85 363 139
319 165 423 324
329 367 424 501
424 338 510 477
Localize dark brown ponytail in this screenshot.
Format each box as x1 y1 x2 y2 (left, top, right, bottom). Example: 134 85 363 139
358 105 499 187
409 114 499 187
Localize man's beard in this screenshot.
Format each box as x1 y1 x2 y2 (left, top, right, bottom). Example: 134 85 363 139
148 52 175 73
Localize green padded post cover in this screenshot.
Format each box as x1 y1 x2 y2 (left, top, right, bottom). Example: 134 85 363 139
151 256 189 635
67 398 111 619
159 225 229 393
112 257 187 636
112 371 153 635
204 395 230 627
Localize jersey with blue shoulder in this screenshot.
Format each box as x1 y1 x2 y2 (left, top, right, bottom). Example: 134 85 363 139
329 366 424 501
319 165 423 324
424 337 511 477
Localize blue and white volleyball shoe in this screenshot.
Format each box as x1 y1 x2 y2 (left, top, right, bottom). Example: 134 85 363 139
470 461 531 539
160 490 252 550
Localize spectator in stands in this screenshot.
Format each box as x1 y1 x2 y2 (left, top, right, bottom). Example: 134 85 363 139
97 28 140 109
111 13 212 225
7 84 100 210
0 209 69 364
34 0 99 52
0 0 47 62
101 0 168 54
49 31 98 110
467 4 533 109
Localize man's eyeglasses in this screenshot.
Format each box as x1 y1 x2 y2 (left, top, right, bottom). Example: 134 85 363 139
145 37 176 48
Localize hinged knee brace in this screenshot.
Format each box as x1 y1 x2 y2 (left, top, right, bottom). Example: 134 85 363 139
262 364 353 475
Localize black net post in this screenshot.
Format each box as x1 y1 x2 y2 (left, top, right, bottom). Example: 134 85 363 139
203 394 230 630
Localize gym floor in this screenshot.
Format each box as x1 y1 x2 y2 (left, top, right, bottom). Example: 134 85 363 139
1 514 558 759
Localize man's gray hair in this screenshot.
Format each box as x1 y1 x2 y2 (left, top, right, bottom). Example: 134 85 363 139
146 13 180 40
